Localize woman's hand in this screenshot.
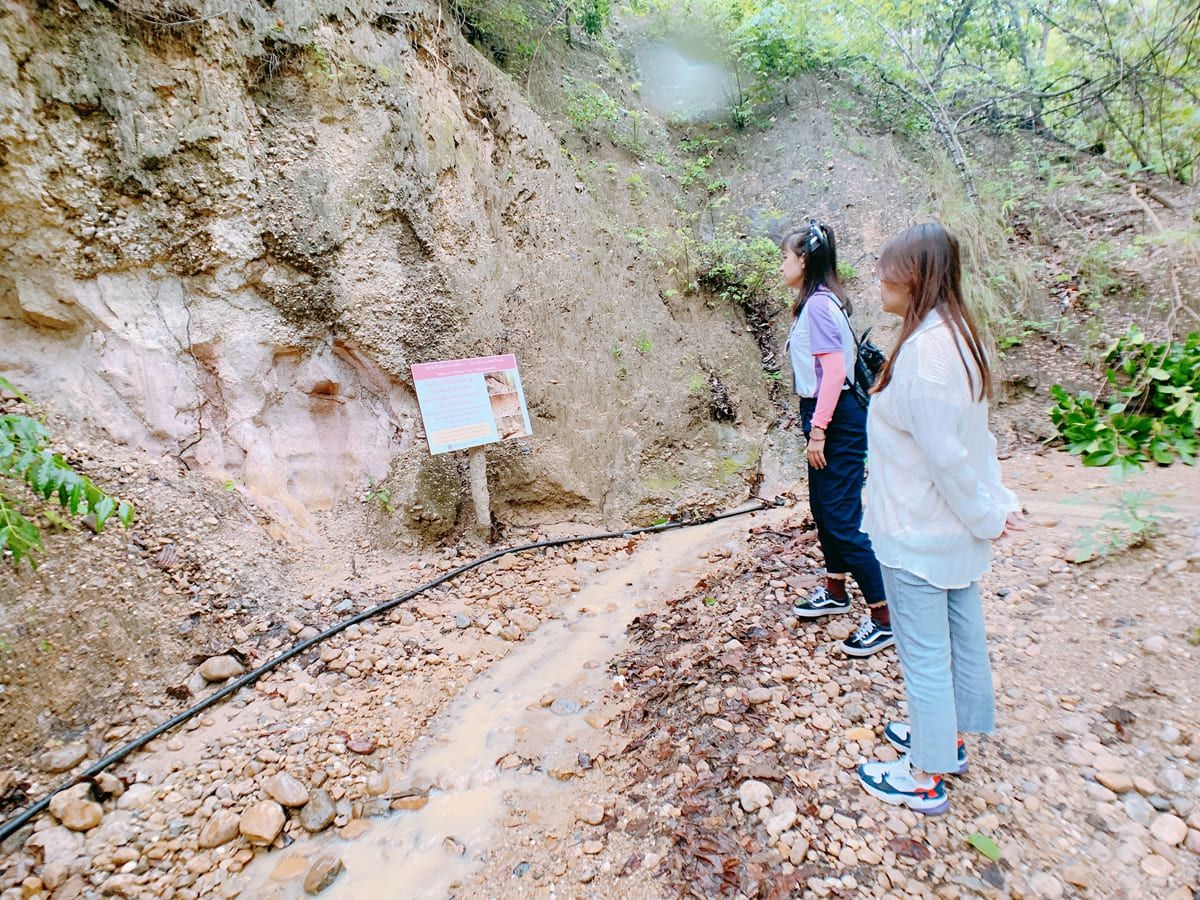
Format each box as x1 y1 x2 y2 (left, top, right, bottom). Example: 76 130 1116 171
999 509 1026 538
807 427 828 470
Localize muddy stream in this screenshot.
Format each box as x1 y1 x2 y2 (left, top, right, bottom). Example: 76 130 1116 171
237 505 785 897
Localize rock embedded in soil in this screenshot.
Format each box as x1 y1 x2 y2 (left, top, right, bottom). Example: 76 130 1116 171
347 736 377 755
239 801 285 846
38 745 87 774
198 810 240 848
264 772 310 808
550 698 581 716
200 655 245 682
300 790 337 832
578 804 605 825
304 856 345 895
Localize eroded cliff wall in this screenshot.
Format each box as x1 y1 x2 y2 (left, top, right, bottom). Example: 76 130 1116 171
0 0 771 540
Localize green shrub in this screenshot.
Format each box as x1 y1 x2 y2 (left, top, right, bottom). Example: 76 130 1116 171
1050 328 1200 471
565 80 620 132
697 232 786 312
1 377 132 569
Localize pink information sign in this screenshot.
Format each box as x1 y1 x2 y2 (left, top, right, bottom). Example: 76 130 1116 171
411 354 532 455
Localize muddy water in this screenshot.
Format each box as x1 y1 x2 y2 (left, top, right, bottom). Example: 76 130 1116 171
238 506 781 898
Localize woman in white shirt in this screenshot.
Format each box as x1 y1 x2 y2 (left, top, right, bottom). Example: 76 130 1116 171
856 222 1022 815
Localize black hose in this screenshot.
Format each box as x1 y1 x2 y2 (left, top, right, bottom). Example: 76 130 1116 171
0 495 783 843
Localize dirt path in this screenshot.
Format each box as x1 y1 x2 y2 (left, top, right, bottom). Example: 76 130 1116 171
1 450 1198 900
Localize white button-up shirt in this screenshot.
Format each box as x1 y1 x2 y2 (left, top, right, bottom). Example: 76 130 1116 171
862 309 1019 589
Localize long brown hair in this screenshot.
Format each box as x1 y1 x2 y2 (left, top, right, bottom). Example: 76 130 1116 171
781 221 849 318
871 222 992 401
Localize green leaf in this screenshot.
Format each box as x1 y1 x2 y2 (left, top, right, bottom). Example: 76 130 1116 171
118 501 134 528
92 496 115 532
967 832 1001 861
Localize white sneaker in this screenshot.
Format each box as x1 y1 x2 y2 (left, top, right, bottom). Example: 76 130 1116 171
857 755 949 814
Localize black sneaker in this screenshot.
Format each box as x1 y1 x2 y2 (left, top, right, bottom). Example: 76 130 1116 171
841 615 895 656
792 585 852 618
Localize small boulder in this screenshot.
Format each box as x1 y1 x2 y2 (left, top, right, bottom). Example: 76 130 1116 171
239 801 285 846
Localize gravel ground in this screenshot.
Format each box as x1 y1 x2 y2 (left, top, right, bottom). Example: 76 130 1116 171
1 450 1198 899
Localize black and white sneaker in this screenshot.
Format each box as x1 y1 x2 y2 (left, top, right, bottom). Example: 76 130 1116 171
841 615 895 656
792 585 852 618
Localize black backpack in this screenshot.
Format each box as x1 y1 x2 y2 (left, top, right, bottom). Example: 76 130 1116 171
830 296 887 408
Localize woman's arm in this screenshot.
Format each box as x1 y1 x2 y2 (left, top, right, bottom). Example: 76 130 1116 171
811 351 845 430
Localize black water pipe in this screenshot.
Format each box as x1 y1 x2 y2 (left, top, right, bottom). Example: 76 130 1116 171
0 495 784 843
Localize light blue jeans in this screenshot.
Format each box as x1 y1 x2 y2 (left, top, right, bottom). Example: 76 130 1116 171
882 566 996 774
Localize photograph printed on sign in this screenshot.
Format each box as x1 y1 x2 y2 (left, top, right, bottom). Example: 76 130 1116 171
485 369 528 440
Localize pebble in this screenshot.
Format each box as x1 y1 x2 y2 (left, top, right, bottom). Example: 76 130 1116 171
789 838 810 864
1030 873 1063 898
550 698 582 716
738 780 773 812
304 856 344 894
1140 855 1173 877
198 810 240 848
56 798 103 832
1096 772 1134 793
347 737 377 755
239 801 285 845
301 789 337 832
264 773 310 808
37 745 87 774
1149 813 1187 846
199 655 245 682
115 783 155 810
582 840 603 854
578 804 605 825
1061 864 1090 888
1141 635 1167 654
24 826 82 867
1156 766 1186 794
